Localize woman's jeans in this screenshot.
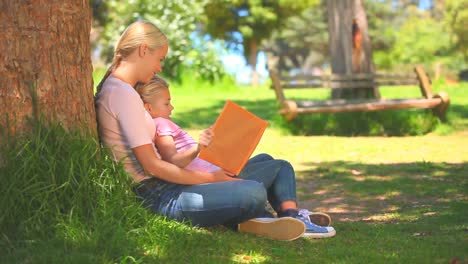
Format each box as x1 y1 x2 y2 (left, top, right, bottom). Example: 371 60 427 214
134 153 297 227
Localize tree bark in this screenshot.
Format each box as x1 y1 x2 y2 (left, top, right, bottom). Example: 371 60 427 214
327 0 353 75
327 0 379 99
248 39 259 87
0 0 96 137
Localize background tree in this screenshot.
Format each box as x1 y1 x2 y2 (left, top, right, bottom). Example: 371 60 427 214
444 0 468 61
386 9 450 67
202 0 319 86
91 0 226 81
0 1 95 136
327 0 378 99
263 3 328 73
264 0 396 74
371 1 462 79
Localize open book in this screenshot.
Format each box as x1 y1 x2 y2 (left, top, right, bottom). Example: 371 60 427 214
198 101 268 175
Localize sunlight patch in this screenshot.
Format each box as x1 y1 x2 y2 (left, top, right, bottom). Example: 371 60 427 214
313 189 328 195
363 213 400 222
351 175 393 182
376 191 401 200
231 252 267 263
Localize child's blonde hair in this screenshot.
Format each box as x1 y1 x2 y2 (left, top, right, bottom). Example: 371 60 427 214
96 21 168 95
135 75 169 103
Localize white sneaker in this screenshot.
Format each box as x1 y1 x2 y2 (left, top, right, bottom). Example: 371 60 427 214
238 217 306 241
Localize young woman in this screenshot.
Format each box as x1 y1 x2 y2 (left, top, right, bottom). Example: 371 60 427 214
95 21 335 240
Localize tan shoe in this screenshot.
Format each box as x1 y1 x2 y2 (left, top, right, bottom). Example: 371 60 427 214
309 212 332 226
238 217 305 241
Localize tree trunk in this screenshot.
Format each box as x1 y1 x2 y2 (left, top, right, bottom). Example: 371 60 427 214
327 0 379 99
0 0 96 137
249 39 260 87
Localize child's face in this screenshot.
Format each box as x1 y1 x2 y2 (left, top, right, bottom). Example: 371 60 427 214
144 88 174 119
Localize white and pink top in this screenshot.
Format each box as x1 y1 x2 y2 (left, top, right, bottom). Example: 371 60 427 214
154 117 220 173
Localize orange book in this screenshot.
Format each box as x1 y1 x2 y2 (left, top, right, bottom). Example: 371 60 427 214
198 100 268 175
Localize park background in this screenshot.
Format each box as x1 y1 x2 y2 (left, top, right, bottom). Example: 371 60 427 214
1 0 467 263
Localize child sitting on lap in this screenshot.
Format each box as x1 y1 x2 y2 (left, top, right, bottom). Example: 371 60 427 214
136 76 220 173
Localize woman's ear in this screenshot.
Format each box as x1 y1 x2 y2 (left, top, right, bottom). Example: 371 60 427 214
139 44 148 57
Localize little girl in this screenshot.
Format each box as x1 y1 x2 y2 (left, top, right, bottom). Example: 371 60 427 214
135 75 336 239
136 76 220 173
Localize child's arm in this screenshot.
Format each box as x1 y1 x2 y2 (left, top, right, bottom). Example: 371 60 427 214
155 127 214 168
155 135 199 168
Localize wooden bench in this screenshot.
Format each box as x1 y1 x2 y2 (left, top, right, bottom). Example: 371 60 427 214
269 66 450 121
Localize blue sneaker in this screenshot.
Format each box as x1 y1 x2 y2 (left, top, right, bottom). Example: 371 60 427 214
279 209 336 239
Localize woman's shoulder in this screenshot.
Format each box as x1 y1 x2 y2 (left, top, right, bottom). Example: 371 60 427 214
98 76 143 114
103 76 138 96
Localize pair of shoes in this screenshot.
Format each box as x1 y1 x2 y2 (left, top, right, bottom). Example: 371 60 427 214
238 217 305 241
279 209 332 226
279 209 336 239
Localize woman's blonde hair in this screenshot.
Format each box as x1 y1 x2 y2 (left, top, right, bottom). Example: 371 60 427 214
135 75 169 103
96 21 168 96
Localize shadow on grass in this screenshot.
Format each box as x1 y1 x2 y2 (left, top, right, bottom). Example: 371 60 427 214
295 161 468 223
446 105 468 132
450 105 468 119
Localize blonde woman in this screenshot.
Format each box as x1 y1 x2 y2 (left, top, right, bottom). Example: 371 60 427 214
95 21 335 240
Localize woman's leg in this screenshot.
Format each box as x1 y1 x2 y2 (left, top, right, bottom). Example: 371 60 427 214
136 179 267 227
244 153 274 164
238 154 297 212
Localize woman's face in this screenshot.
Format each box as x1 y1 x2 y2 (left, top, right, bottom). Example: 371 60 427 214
141 44 168 83
144 88 174 119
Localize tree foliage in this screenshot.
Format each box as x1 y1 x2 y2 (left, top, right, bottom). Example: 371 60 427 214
89 0 467 82
263 3 328 72
379 8 450 68
265 0 396 72
444 0 468 60
201 0 319 82
265 0 465 74
91 0 226 80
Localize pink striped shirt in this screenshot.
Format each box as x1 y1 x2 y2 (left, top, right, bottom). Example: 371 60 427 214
154 117 220 173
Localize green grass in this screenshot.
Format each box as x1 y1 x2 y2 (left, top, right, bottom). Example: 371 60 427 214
1 77 466 263
165 76 468 136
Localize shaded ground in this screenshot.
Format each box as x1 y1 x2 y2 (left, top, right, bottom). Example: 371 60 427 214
295 161 468 223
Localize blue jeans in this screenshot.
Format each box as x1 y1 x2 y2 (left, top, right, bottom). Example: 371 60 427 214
134 153 297 227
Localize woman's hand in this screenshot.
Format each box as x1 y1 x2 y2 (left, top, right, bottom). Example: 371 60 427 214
213 169 241 181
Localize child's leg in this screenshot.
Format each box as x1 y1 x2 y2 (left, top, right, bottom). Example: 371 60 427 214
240 154 335 235
238 155 297 212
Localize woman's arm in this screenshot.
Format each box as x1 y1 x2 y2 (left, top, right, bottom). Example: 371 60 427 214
133 144 236 184
155 135 199 168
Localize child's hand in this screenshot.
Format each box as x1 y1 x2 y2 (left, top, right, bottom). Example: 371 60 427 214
198 126 214 147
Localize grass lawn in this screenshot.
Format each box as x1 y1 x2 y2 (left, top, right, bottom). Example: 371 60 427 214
1 79 466 263
171 80 468 263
